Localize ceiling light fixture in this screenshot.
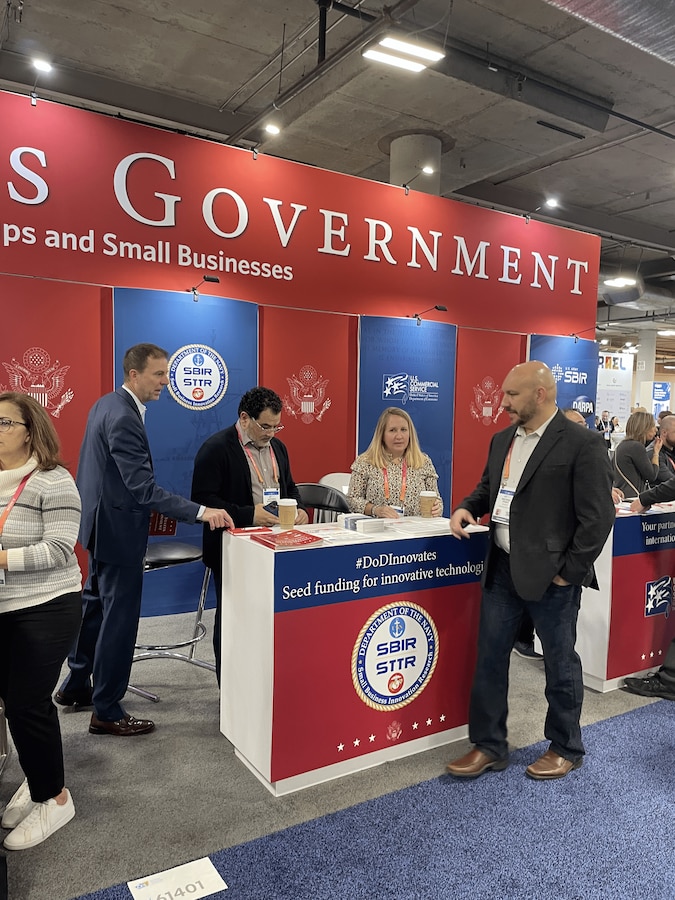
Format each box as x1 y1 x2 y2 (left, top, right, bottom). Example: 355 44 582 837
362 48 425 72
378 36 445 63
362 33 445 73
658 330 675 336
264 123 280 135
604 276 637 288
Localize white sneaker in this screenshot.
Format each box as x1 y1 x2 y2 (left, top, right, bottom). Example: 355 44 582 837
3 790 75 850
1 779 36 829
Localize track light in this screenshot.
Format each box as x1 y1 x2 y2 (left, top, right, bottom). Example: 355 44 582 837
187 274 220 302
29 58 52 107
402 167 435 195
411 305 448 326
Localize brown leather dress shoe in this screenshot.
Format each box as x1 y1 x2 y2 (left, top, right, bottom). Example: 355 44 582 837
446 747 509 778
525 749 582 780
89 714 155 736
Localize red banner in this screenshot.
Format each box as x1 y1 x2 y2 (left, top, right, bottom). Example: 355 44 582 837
452 328 526 507
1 91 599 337
260 307 357 484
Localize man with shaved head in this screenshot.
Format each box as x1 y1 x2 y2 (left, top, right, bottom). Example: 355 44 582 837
447 361 615 781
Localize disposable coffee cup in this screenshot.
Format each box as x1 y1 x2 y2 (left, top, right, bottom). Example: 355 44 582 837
278 498 297 529
419 491 436 518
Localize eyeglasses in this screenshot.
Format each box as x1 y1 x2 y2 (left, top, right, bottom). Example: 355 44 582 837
254 419 284 434
0 418 27 432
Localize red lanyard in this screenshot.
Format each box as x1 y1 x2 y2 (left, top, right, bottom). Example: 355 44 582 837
0 472 33 537
383 459 407 504
502 441 515 483
238 430 278 485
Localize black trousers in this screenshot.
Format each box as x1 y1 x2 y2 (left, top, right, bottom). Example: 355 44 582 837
0 592 81 802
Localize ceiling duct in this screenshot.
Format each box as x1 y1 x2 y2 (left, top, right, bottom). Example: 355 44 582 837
599 276 675 311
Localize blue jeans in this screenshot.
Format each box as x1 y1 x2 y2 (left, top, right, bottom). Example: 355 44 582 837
469 548 584 762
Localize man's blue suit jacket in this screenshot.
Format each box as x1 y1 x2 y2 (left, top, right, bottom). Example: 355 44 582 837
76 387 199 567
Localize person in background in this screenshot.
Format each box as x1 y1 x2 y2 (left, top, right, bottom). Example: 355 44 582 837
610 415 621 431
348 407 442 518
191 386 308 680
596 409 613 447
447 362 614 781
613 410 666 497
0 393 82 850
648 415 675 482
57 344 232 736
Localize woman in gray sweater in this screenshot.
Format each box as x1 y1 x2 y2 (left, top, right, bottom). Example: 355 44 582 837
0 392 82 851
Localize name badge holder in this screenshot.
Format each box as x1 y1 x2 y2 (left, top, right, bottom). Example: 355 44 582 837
263 487 280 506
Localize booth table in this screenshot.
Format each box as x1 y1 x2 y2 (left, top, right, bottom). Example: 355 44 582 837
577 507 675 691
219 522 486 795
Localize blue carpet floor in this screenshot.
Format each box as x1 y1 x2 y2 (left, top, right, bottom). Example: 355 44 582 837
78 701 675 900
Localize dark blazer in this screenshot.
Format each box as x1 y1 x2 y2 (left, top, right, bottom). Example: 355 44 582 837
459 410 615 601
76 387 200 566
191 424 305 569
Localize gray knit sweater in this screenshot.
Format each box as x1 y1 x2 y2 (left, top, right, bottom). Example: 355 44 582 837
0 456 82 614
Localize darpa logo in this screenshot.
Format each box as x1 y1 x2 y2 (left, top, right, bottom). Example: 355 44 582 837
645 575 672 619
573 395 594 416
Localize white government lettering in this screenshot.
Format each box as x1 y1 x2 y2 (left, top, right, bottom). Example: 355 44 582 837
7 148 49 205
113 153 180 226
4 145 593 294
407 227 442 271
363 218 396 264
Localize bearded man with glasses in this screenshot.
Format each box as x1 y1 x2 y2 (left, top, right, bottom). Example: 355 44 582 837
191 386 307 680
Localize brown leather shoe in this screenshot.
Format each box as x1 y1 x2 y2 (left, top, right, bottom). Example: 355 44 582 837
525 749 582 780
89 714 155 736
446 747 508 778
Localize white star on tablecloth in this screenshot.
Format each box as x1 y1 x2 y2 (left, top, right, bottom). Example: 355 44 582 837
337 743 344 752
412 722 419 730
353 738 360 747
369 734 376 742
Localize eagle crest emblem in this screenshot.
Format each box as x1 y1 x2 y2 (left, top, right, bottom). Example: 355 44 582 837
1 347 74 417
283 364 331 424
470 376 503 426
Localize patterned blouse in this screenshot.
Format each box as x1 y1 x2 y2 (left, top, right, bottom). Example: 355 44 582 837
347 453 442 517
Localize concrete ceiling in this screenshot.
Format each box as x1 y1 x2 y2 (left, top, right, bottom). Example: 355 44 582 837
4 0 675 359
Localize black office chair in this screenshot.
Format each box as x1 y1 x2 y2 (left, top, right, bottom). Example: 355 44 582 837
128 541 215 702
296 482 351 523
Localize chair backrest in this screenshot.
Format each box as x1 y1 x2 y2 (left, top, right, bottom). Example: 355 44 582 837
319 472 352 494
296 482 351 523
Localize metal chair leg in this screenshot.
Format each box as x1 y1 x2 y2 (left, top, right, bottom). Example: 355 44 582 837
128 567 215 703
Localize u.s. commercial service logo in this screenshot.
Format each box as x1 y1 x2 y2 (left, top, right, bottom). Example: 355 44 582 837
167 344 228 410
351 602 439 710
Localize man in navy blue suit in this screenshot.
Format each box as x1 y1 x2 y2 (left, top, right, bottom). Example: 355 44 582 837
57 343 233 736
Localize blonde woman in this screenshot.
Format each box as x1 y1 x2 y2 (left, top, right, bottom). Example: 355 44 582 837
613 410 664 496
348 407 442 518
